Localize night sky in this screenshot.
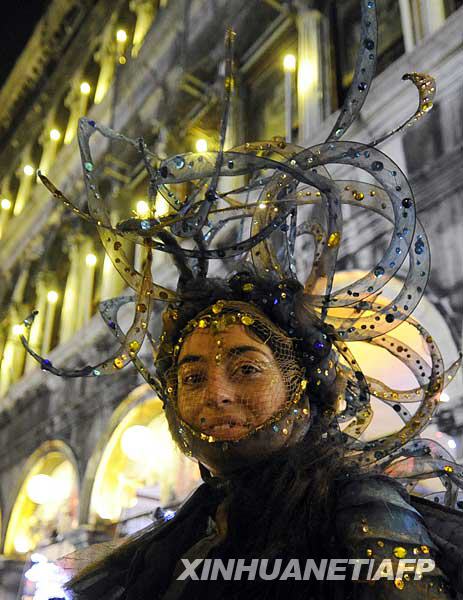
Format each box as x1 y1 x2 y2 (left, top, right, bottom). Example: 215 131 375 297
0 1 51 87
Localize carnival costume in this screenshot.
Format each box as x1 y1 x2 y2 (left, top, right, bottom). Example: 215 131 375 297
19 0 463 597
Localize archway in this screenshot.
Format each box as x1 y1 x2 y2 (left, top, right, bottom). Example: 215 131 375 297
3 441 78 557
85 384 200 533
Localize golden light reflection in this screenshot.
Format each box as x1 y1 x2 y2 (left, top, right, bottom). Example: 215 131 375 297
4 447 78 556
89 395 199 524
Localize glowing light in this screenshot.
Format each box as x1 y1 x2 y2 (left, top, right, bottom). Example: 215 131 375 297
259 202 266 209
31 553 47 563
154 193 170 218
283 54 296 72
121 425 158 462
47 290 59 304
448 439 457 450
1 198 11 210
50 129 61 141
80 81 91 95
25 558 71 599
136 200 150 218
85 253 97 267
195 138 208 153
23 164 35 176
298 58 317 93
12 324 25 336
14 534 32 554
116 29 127 43
27 474 56 504
440 392 450 403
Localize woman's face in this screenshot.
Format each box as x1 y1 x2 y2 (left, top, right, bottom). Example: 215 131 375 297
176 324 287 441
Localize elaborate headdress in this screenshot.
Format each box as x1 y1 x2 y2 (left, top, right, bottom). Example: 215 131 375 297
21 1 461 500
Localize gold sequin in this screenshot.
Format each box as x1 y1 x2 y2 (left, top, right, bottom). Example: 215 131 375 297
444 465 453 473
129 340 140 352
212 301 225 314
420 545 430 554
377 540 385 548
300 379 307 390
241 315 254 326
242 283 254 292
393 547 407 559
198 319 208 328
394 578 405 590
327 231 341 248
366 548 373 557
113 357 124 369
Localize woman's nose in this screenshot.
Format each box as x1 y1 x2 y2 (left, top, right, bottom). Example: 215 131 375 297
203 369 234 407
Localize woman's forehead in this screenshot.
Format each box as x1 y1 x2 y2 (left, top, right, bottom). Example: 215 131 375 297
178 323 271 359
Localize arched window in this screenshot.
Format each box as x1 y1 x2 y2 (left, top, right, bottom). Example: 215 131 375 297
86 385 200 535
4 441 78 556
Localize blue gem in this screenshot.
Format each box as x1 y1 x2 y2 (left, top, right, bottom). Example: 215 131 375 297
371 161 384 171
367 1 374 7
395 247 402 255
41 359 52 369
374 266 384 277
272 424 280 432
414 237 425 255
314 340 324 351
108 320 116 329
140 220 151 231
84 162 94 172
173 156 185 169
335 128 344 137
389 261 396 268
92 369 101 376
273 298 279 305
358 82 367 91
88 120 96 127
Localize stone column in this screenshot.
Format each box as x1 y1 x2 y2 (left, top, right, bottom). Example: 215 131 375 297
64 77 92 145
25 278 47 372
398 0 416 53
59 237 82 343
75 239 97 330
13 147 35 216
130 0 156 58
42 283 59 355
419 0 446 38
222 69 246 194
94 19 118 105
0 177 13 239
38 111 62 177
296 2 332 145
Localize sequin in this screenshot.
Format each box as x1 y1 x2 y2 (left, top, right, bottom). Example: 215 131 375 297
393 546 407 558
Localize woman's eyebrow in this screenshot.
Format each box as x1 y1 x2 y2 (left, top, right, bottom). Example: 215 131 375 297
228 345 269 358
178 355 205 367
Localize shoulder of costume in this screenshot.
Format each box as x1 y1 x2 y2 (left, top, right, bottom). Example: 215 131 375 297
64 482 213 598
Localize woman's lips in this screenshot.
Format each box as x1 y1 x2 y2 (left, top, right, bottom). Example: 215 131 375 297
197 415 252 437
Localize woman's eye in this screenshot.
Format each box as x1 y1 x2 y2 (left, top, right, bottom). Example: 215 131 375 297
182 372 205 385
234 363 262 377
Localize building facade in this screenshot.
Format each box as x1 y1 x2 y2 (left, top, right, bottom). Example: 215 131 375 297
0 0 462 596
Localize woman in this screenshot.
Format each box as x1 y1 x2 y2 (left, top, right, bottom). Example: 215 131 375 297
21 2 462 597
63 273 459 599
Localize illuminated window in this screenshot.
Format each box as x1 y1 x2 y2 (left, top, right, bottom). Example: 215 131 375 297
4 444 78 556
88 392 200 531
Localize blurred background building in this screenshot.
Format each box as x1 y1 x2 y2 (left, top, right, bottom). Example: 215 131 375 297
0 0 462 597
